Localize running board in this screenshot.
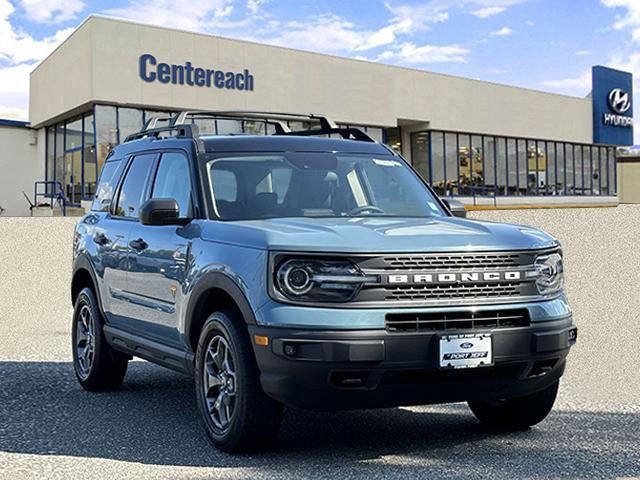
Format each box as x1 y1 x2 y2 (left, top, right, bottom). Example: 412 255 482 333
103 326 194 375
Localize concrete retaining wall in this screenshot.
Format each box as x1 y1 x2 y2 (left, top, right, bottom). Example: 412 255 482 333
0 206 638 406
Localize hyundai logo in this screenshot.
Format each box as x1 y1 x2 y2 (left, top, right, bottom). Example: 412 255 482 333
608 88 632 114
460 342 474 349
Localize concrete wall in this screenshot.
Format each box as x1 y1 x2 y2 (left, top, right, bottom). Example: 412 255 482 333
30 16 593 144
0 206 638 405
0 125 41 217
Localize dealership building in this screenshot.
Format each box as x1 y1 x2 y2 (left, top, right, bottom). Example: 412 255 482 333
0 15 636 217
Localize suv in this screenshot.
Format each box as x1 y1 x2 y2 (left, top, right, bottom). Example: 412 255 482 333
71 111 576 452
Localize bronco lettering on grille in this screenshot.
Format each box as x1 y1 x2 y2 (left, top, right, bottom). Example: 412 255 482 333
387 271 523 284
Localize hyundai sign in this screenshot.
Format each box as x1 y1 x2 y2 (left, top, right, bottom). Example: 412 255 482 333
592 65 633 145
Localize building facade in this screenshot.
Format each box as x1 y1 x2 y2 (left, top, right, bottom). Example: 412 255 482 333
0 15 634 216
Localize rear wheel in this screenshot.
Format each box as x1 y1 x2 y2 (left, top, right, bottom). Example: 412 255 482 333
72 287 128 391
468 380 559 430
194 311 283 453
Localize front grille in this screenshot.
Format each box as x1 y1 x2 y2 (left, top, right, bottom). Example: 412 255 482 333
385 308 530 333
349 249 552 306
376 252 524 271
385 282 522 301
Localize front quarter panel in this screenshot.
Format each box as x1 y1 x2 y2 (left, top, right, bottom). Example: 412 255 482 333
180 221 270 342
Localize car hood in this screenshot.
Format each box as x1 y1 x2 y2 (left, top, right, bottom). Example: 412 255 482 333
199 216 558 253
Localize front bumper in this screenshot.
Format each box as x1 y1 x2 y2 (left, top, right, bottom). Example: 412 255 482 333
249 316 576 411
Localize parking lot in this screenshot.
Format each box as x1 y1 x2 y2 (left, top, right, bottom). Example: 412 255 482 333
1 207 639 479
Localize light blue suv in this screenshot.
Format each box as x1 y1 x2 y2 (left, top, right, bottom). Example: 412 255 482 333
71 112 576 452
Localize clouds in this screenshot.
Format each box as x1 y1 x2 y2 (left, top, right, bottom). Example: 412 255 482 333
379 42 470 64
0 0 76 121
18 0 85 24
491 26 513 36
471 6 507 18
542 71 592 93
104 0 236 32
602 0 640 41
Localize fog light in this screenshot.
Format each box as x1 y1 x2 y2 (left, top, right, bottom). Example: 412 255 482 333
568 327 578 344
284 344 297 357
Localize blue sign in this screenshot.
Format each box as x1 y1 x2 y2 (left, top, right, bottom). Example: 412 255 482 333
139 53 254 91
592 65 633 145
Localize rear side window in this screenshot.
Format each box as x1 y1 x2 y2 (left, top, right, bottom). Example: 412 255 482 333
151 152 193 217
211 170 237 202
92 160 122 212
114 153 156 218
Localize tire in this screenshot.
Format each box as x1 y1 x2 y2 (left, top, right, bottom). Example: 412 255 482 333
71 287 128 391
194 310 283 453
468 380 559 430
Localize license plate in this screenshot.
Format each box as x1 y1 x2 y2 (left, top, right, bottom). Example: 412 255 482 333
439 333 493 369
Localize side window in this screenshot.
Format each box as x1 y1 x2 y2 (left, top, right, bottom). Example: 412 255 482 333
92 160 121 212
115 153 156 218
212 170 237 202
151 152 193 217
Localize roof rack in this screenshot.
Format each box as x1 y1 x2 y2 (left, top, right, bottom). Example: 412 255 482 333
125 110 376 145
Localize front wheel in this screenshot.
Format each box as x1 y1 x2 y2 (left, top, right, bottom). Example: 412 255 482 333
468 381 559 430
72 287 128 391
194 311 283 453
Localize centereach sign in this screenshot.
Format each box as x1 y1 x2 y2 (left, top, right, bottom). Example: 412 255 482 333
139 53 254 91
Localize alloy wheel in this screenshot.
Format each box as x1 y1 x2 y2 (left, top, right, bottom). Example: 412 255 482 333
75 304 95 379
203 335 237 430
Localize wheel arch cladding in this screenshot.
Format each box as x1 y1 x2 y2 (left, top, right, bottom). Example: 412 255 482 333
185 272 257 353
71 265 97 306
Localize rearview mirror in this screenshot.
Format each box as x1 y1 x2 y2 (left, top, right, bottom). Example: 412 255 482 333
443 199 467 218
139 198 190 226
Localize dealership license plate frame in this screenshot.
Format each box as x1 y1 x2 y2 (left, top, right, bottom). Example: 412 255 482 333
438 333 493 369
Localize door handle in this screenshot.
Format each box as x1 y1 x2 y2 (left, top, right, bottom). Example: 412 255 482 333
93 233 110 246
129 238 148 252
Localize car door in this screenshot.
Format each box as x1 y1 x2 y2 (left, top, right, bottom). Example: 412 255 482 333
106 152 158 333
126 150 195 347
90 157 133 326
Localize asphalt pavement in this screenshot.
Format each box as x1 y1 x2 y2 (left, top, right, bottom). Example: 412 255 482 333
1 211 639 479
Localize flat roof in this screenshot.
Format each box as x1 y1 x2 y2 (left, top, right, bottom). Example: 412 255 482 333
0 119 30 128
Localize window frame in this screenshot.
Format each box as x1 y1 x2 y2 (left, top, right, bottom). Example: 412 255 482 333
110 152 159 221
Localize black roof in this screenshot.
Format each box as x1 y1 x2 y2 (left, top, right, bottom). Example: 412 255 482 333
201 135 391 155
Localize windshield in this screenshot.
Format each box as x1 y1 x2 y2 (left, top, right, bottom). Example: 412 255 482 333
205 152 445 220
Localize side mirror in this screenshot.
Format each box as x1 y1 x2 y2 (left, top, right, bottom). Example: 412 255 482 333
443 199 467 218
139 198 189 226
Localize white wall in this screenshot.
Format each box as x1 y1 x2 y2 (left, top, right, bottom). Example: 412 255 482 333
0 126 41 216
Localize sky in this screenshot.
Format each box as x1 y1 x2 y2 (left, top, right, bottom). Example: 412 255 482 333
1 0 639 140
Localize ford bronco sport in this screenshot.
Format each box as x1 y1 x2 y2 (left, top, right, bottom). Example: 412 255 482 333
71 111 576 452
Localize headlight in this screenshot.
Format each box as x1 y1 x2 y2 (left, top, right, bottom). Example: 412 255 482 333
533 253 564 295
275 258 377 302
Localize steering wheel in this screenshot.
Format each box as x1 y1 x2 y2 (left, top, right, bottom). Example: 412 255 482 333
348 205 386 216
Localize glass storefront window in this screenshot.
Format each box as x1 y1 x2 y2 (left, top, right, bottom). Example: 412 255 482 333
65 118 83 150
365 127 384 143
496 137 507 195
410 132 429 182
483 136 496 195
506 139 517 195
84 113 97 198
442 133 456 195
243 120 266 135
430 132 444 195
95 105 117 176
217 119 243 135
118 108 143 143
55 124 65 196
46 127 55 193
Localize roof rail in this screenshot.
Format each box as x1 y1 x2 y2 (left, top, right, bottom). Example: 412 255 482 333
123 123 199 143
128 110 376 145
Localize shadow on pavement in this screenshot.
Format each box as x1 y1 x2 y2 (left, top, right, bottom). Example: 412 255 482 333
1 360 638 479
